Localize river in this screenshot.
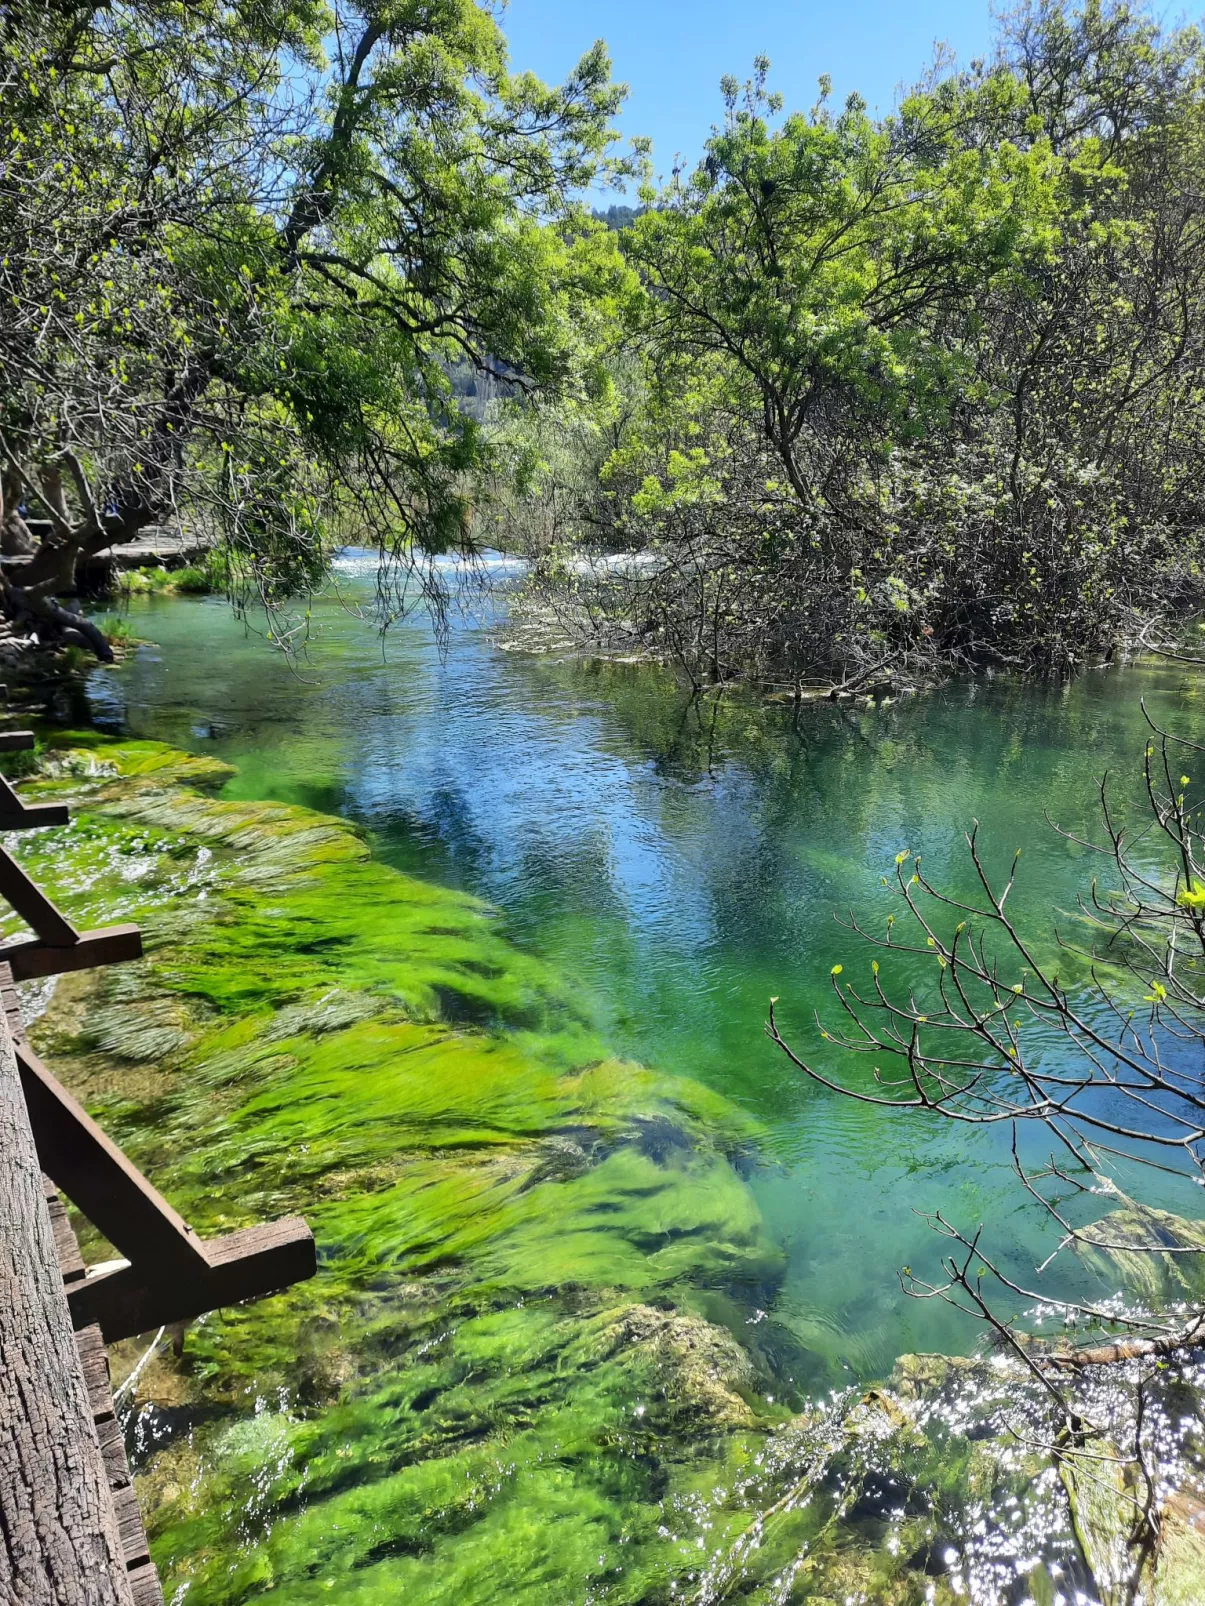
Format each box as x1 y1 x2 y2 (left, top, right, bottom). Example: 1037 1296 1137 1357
56 554 1205 1601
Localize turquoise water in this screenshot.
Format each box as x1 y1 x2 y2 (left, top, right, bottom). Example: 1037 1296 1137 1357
84 558 1205 1383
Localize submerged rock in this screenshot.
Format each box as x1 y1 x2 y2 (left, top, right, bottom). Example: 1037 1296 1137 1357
1075 1201 1205 1306
1154 1492 1205 1606
1060 1437 1141 1606
1061 1443 1205 1606
592 1302 760 1428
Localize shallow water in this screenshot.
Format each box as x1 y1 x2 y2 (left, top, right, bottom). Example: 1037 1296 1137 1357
80 560 1205 1388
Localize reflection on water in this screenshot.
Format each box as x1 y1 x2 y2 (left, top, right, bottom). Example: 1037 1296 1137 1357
85 563 1205 1379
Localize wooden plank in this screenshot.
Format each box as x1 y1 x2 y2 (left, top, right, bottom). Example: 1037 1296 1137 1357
0 971 25 1041
0 841 79 943
45 1179 88 1285
0 801 71 828
0 771 27 813
0 962 134 1605
0 730 34 752
111 1485 151 1569
0 770 69 827
203 1216 318 1273
66 1312 157 1598
75 1317 159 1595
127 1564 164 1606
95 1415 130 1492
3 922 143 981
18 1041 209 1274
70 1217 316 1343
75 1324 114 1419
61 1312 158 1596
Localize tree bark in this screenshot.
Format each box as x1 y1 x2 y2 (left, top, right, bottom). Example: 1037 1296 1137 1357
0 983 133 1605
0 470 35 557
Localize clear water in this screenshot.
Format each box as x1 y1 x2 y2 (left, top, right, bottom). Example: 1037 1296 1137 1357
83 557 1205 1384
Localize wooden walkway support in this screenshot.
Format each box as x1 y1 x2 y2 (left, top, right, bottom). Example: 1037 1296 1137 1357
0 971 135 1605
12 1006 315 1342
0 736 317 1603
46 1180 162 1604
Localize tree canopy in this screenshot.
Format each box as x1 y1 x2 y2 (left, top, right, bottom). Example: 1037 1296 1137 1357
513 2 1205 687
0 0 632 654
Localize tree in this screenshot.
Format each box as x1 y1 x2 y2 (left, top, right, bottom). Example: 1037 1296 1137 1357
623 59 1060 540
0 0 631 657
515 3 1205 689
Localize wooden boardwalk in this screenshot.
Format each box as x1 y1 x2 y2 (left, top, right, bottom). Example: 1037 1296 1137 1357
10 520 212 574
80 526 212 577
0 730 316 1601
46 1175 162 1604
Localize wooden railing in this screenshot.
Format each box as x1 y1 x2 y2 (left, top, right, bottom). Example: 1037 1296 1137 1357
0 729 316 1604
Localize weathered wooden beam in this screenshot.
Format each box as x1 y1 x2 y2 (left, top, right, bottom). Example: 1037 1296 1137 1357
18 1042 209 1274
44 1174 88 1288
0 840 79 943
0 802 70 828
21 1041 316 1342
3 922 143 980
46 1190 164 1605
0 968 134 1605
69 1218 317 1343
0 842 143 977
0 771 68 827
0 730 34 752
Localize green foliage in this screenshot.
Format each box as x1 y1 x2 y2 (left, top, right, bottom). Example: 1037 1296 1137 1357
122 558 222 596
93 613 140 646
0 0 634 649
123 569 179 597
626 58 1062 486
510 3 1205 683
170 566 214 595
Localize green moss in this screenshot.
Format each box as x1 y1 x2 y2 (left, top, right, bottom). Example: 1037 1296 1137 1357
18 737 1088 1605
18 741 784 1603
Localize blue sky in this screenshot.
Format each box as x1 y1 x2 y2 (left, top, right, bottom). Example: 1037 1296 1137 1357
502 0 996 189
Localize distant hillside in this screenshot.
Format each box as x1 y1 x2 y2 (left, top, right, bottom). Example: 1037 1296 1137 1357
591 204 643 230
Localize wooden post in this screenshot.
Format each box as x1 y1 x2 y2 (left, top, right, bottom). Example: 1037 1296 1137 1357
0 983 133 1606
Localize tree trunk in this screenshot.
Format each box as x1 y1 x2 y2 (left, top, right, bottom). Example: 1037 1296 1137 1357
0 986 133 1605
0 469 35 556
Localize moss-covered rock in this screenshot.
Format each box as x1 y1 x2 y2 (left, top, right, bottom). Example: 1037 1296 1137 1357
1075 1201 1205 1306
1060 1437 1142 1606
1154 1492 1205 1606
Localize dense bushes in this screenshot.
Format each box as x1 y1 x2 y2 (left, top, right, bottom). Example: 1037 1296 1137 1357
507 3 1205 684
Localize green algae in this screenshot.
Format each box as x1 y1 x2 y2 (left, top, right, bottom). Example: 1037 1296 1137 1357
12 740 791 1603
14 736 1170 1604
